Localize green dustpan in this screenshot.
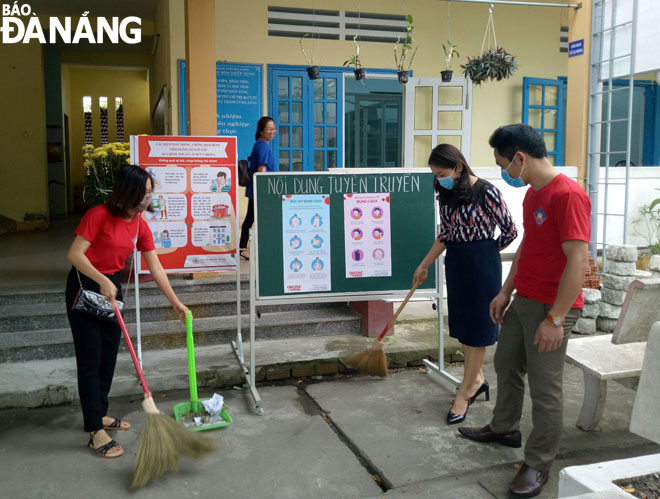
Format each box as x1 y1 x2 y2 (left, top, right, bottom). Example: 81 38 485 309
173 311 232 431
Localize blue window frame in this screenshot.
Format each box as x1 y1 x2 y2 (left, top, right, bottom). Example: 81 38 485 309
522 77 565 165
269 65 343 171
604 79 660 166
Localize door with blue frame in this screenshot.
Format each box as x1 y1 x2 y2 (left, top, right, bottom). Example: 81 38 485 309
269 66 343 171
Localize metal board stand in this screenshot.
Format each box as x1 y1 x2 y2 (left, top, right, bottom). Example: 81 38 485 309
421 254 460 386
231 229 263 415
232 218 259 414
133 247 143 368
238 229 452 416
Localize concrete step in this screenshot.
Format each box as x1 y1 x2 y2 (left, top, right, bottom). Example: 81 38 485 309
0 307 362 362
0 289 346 333
0 275 248 306
0 321 445 409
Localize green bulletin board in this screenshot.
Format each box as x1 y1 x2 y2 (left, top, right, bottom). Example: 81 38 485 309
254 170 437 300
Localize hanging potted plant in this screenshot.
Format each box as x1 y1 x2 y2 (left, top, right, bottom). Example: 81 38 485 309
441 40 459 82
394 14 418 84
461 5 518 85
300 34 319 80
343 35 366 80
462 47 518 85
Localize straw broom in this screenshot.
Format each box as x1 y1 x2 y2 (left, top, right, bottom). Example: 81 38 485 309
113 304 216 489
345 283 418 377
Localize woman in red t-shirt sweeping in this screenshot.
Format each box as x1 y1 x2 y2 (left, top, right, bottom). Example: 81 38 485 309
65 166 189 459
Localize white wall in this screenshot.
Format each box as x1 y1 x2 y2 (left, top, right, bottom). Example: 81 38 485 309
595 166 660 248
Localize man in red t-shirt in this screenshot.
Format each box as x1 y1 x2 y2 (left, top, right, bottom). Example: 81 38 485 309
458 124 591 498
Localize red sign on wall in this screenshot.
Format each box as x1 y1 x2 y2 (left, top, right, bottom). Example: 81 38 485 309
130 135 239 272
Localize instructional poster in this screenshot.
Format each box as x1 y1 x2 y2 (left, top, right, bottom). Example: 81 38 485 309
131 135 238 272
344 193 392 278
281 194 331 293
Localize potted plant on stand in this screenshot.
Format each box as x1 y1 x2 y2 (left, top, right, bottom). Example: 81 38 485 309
394 14 418 84
343 35 365 80
441 40 459 82
300 34 319 80
83 142 131 207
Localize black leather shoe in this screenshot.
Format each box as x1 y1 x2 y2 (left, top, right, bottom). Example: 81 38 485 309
468 380 490 404
509 464 548 497
446 400 470 425
457 424 522 448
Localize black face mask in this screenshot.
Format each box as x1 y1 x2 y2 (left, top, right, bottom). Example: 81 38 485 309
136 193 152 212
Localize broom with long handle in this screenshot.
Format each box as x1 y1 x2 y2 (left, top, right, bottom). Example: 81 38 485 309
113 303 216 489
345 282 419 377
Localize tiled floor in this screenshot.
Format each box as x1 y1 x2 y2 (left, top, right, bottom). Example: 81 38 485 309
0 216 249 288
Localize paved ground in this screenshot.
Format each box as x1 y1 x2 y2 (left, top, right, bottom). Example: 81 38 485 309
2 221 658 497
1 351 658 499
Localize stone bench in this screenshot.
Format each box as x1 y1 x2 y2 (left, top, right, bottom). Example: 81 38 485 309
630 321 660 443
565 278 660 431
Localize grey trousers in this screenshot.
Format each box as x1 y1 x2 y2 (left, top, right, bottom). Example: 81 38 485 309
489 294 581 471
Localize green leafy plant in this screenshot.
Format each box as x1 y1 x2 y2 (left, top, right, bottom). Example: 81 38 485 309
343 35 362 69
633 189 660 254
394 14 418 72
82 143 131 207
442 40 460 71
343 54 362 69
461 47 518 86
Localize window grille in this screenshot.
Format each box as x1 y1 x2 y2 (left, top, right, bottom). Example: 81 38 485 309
83 96 93 145
99 97 109 145
268 6 408 43
115 97 124 142
560 25 568 53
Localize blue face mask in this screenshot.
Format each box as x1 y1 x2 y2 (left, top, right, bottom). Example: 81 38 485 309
436 167 456 190
501 156 526 188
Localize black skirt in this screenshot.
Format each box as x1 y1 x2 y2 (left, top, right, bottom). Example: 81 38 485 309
444 239 501 347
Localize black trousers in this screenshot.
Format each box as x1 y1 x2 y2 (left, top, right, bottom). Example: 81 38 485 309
65 267 123 432
239 197 255 250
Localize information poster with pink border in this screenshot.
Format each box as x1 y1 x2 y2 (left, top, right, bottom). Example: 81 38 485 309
131 135 238 272
281 194 331 293
343 193 392 278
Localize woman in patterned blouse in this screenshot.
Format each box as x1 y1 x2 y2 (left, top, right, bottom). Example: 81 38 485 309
413 144 517 425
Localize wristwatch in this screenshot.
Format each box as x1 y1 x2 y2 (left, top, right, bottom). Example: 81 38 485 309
546 313 564 327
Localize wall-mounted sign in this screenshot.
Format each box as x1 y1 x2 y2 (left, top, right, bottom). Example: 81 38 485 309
569 39 584 57
178 61 262 164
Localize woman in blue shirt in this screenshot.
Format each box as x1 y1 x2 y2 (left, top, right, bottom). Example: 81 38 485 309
239 116 277 259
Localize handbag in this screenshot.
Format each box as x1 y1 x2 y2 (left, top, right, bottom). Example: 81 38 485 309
72 273 125 322
238 159 252 187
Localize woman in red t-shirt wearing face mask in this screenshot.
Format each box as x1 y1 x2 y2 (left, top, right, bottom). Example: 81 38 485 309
65 166 189 459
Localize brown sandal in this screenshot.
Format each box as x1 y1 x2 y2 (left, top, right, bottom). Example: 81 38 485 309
88 433 124 458
103 418 130 431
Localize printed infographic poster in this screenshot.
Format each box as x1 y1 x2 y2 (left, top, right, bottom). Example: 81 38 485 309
281 194 331 293
131 135 238 272
344 193 392 278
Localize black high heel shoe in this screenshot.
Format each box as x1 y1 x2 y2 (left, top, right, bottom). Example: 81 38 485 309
468 380 490 404
446 398 470 425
